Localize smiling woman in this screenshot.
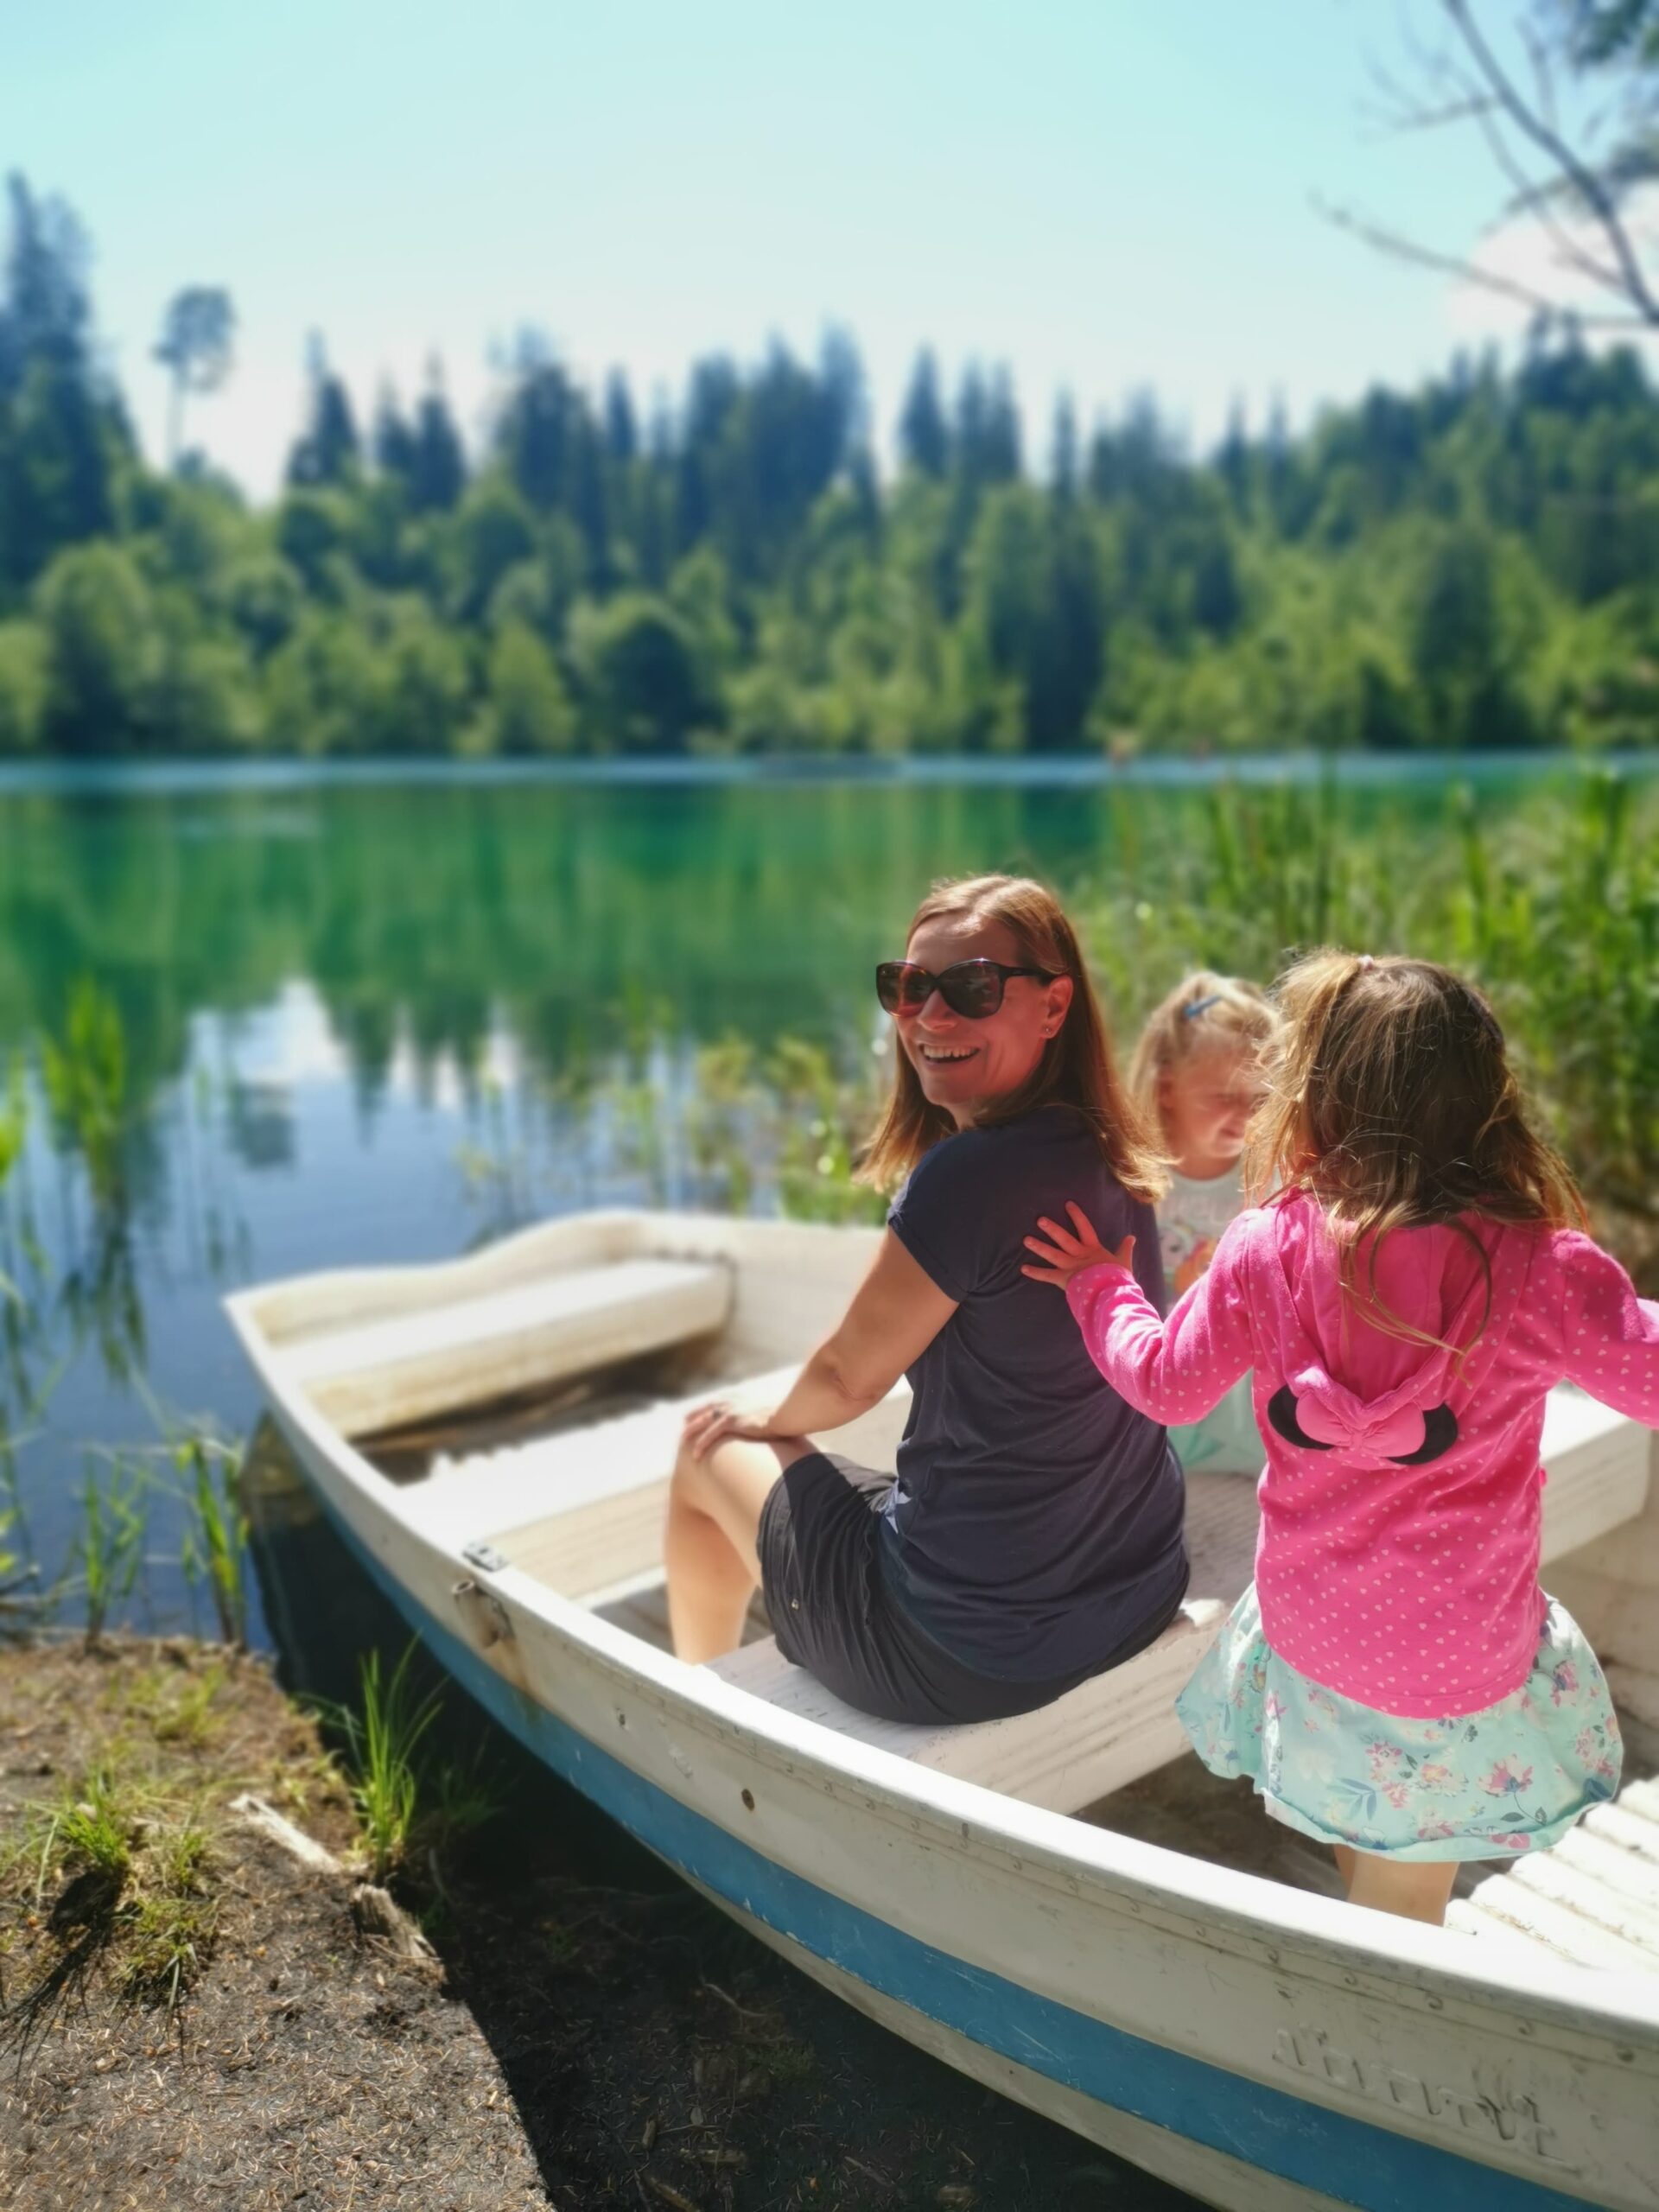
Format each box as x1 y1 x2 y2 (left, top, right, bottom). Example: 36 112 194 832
664 874 1191 1727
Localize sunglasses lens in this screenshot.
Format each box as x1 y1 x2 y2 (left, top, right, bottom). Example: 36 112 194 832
941 963 1001 1018
876 962 925 1013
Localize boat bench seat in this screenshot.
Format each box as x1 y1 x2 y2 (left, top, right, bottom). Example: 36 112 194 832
707 1389 1653 1815
282 1255 733 1440
708 1472 1257 1812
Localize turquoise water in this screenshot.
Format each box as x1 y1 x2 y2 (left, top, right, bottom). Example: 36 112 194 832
0 752 1644 1644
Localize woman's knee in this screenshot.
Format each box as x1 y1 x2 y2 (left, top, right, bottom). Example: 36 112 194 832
669 1435 785 1577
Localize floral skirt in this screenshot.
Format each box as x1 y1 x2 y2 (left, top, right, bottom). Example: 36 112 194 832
1176 1584 1623 1862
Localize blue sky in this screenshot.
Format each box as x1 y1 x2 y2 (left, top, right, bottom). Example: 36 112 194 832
3 0 1619 496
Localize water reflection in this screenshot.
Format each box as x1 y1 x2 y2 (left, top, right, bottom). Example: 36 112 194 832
0 763 1627 1646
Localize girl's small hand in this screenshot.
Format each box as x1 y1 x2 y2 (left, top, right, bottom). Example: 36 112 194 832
1021 1201 1136 1289
681 1401 779 1459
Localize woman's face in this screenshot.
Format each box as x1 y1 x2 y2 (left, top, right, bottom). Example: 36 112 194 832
896 913 1074 1128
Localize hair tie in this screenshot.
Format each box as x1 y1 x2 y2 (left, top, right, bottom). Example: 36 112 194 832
1355 955 1376 972
1180 993 1224 1021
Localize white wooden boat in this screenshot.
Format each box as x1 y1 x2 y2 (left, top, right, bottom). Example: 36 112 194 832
226 1210 1659 2212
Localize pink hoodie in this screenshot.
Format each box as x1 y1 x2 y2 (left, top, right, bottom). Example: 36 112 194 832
1065 1191 1659 1716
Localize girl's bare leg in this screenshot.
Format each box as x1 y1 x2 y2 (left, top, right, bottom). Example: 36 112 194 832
1332 1844 1357 1890
664 1433 814 1664
1342 1850 1460 1926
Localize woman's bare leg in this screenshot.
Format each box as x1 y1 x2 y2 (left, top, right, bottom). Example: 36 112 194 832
1342 1850 1460 1926
664 1433 814 1664
1332 1844 1357 1890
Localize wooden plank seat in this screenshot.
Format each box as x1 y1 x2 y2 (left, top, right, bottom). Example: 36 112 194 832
707 1472 1255 1813
283 1255 733 1440
1448 1771 1659 1974
468 1370 914 1583
706 1389 1653 1817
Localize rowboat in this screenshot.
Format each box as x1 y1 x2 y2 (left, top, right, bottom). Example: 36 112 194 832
226 1208 1659 2212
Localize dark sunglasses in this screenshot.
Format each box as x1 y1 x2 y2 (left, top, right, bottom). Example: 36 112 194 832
875 958 1056 1020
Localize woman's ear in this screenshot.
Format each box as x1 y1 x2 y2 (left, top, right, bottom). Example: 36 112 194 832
1043 973 1074 1036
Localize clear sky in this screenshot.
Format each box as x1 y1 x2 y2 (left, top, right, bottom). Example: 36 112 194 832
4 0 1636 497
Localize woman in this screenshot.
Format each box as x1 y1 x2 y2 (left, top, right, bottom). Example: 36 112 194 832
664 873 1189 1725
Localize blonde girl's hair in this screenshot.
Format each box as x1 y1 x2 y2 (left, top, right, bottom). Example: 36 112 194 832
1128 970 1280 1137
1245 949 1587 1354
858 874 1168 1203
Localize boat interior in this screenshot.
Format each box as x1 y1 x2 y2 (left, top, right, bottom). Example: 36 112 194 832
245 1209 1659 1974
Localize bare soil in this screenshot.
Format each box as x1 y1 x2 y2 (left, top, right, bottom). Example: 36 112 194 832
0 1639 1201 2212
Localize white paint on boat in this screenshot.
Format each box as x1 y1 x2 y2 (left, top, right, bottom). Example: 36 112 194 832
227 1206 1659 2212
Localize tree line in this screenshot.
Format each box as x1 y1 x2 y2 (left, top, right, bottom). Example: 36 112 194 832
3 172 1659 760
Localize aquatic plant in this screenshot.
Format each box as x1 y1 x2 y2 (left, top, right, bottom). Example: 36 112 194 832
323 1642 442 1884
68 1452 149 1647
173 1428 250 1649
767 1039 888 1227
41 978 130 1212
1074 769 1659 1284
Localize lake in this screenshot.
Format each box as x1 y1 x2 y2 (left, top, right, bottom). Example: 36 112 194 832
0 751 1648 1646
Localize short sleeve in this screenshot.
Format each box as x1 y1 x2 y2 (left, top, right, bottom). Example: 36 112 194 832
887 1135 992 1301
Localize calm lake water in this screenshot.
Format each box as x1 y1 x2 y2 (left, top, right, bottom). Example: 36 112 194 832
0 751 1647 1647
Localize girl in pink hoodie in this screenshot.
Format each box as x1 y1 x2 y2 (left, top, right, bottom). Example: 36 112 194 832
1024 950 1659 1927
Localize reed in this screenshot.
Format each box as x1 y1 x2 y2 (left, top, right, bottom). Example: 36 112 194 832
767 1038 887 1226
322 1642 442 1884
41 979 130 1212
1075 769 1658 1282
173 1429 250 1649
69 1452 148 1647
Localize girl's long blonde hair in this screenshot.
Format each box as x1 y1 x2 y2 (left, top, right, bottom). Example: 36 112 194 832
1128 969 1279 1138
859 874 1167 1202
1246 949 1586 1352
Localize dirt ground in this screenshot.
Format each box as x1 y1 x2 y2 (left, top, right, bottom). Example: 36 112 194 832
0 1638 1203 2212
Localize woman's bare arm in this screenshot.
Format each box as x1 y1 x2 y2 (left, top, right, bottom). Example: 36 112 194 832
683 1230 957 1457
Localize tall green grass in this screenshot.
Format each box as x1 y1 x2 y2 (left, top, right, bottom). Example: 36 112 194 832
41 979 130 1212
69 1453 149 1646
173 1430 250 1649
324 1643 442 1883
1076 767 1656 1281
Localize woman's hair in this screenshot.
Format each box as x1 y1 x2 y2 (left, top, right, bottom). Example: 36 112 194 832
1128 969 1279 1137
1246 948 1586 1353
859 873 1167 1202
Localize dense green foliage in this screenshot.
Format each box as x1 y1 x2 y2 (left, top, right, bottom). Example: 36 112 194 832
5 176 1659 758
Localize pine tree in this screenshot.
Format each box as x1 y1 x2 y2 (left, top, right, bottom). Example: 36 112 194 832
410 365 465 512
287 334 360 486
899 350 950 478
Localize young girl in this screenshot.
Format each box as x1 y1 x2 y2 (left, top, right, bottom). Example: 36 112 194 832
1023 950 1659 1926
1128 972 1278 1473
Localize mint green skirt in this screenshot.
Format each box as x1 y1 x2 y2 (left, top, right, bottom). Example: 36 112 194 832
1177 1584 1623 1861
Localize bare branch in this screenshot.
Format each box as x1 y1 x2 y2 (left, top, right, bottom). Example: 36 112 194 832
1442 0 1659 323
1314 194 1655 329
1519 15 1561 138
1462 86 1631 296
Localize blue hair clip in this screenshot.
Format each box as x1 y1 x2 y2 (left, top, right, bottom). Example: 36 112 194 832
1180 994 1224 1021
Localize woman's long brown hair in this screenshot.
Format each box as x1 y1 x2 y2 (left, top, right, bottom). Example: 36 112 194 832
858 874 1167 1202
1246 949 1587 1355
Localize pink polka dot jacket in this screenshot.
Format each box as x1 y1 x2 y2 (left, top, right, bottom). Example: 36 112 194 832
1065 1192 1659 1717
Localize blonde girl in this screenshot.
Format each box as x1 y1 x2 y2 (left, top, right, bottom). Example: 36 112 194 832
1128 972 1278 1472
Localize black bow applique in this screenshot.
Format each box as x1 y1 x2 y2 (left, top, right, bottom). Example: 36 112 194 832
1267 1385 1459 1466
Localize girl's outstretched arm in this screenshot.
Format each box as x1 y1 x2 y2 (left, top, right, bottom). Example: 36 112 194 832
1557 1233 1659 1421
1025 1205 1255 1424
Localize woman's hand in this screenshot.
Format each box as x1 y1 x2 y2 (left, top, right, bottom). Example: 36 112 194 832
680 1400 786 1461
1021 1201 1136 1289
